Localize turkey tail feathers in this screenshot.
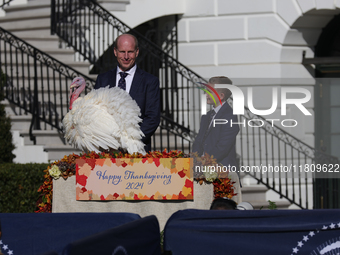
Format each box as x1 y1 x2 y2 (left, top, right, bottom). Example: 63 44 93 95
63 86 146 154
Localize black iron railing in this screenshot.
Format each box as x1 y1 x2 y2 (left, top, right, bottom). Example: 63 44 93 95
51 0 205 137
0 26 193 153
0 27 93 143
0 0 12 9
235 101 339 209
154 115 196 153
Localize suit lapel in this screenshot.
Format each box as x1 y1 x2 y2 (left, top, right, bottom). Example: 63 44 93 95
129 67 143 98
109 67 117 88
205 104 231 137
214 103 226 119
202 111 212 129
202 110 214 137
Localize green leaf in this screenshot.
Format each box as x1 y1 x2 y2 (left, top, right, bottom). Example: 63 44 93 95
268 200 277 210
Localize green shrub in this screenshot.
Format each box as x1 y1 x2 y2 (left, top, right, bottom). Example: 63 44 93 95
0 70 16 163
0 163 49 212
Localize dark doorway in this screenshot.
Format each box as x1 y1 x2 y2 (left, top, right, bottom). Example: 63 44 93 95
313 14 340 209
90 15 178 76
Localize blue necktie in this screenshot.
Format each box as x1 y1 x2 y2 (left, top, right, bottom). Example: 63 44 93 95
203 110 216 140
118 72 128 90
200 110 216 154
208 110 216 128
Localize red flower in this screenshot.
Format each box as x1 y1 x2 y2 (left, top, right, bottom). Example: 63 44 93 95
184 179 193 188
76 175 88 187
85 159 96 170
178 170 186 178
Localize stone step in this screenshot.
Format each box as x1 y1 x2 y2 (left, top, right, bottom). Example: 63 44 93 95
0 17 51 31
0 74 96 84
241 185 268 202
240 184 292 209
0 60 91 77
3 0 50 14
20 129 66 146
8 114 32 130
248 200 292 210
4 0 129 17
17 35 60 48
240 176 293 209
37 48 76 62
11 29 52 37
43 144 82 162
12 130 49 164
1 4 50 21
1 2 116 31
0 48 76 62
5 102 69 120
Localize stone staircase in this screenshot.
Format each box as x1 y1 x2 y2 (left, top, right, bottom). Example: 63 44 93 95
0 0 292 209
0 0 191 162
0 0 111 162
241 173 292 210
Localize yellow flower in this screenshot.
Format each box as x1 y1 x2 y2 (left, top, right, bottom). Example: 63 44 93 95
49 165 61 179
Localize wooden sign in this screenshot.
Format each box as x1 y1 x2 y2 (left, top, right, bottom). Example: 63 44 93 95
76 158 193 200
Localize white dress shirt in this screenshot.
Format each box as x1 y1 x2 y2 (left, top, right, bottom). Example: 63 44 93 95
208 101 225 128
115 64 137 93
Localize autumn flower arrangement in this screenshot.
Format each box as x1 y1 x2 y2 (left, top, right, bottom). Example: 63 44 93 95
35 150 236 213
192 152 237 200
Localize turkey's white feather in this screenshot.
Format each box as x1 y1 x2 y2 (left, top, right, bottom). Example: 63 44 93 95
63 86 145 154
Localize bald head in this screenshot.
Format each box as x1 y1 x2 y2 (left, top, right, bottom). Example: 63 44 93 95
114 34 139 50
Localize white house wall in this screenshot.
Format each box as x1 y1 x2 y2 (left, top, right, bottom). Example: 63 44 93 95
111 0 338 77
178 0 317 79
110 0 185 28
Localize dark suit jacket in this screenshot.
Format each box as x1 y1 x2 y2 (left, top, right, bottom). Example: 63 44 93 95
192 102 239 168
94 67 161 152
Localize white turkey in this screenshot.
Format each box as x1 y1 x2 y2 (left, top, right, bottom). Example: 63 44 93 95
62 76 146 154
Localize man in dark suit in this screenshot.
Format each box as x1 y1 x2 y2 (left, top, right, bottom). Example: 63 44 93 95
192 76 239 168
94 34 160 153
192 76 241 202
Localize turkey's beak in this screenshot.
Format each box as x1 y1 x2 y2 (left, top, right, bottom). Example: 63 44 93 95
70 82 78 95
69 82 77 106
70 82 78 88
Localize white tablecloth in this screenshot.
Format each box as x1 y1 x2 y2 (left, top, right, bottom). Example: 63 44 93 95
52 173 241 229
